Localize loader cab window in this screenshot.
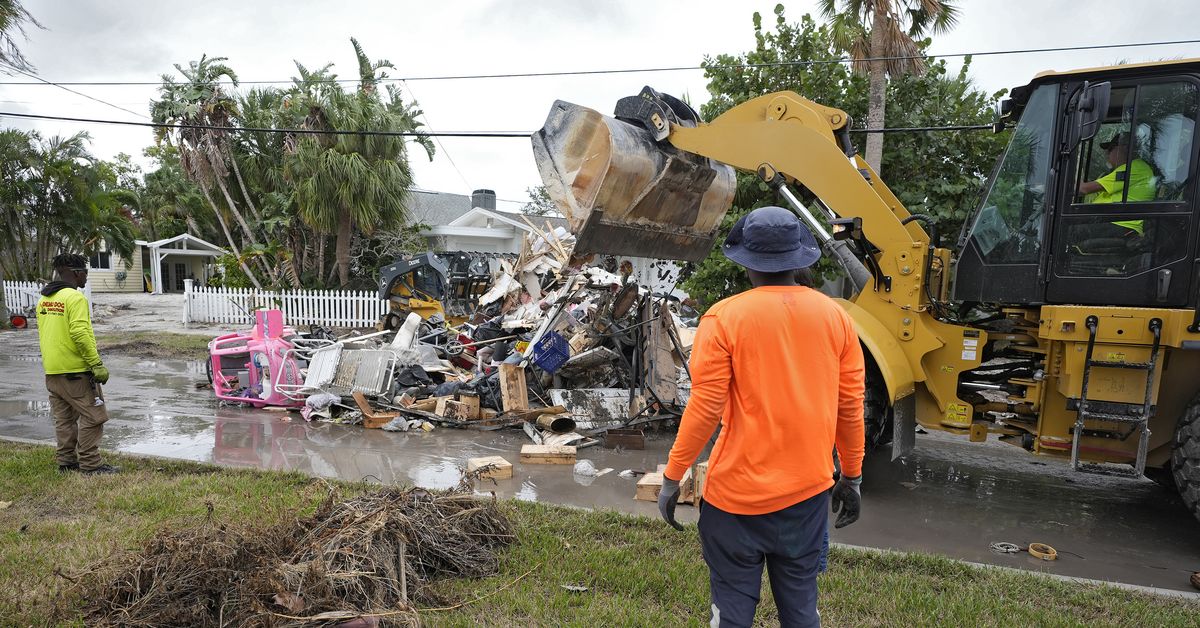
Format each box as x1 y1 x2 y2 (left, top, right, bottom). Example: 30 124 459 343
966 84 1057 265
1059 81 1198 278
1048 78 1200 306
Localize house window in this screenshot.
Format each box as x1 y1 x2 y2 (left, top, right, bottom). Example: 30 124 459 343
89 251 112 270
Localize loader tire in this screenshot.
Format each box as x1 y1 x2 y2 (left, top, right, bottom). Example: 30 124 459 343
864 356 892 450
1172 396 1200 524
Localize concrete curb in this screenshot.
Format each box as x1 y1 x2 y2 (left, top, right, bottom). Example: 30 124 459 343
830 541 1200 601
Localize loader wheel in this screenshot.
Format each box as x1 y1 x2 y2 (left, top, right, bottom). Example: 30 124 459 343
1172 395 1200 524
864 356 892 450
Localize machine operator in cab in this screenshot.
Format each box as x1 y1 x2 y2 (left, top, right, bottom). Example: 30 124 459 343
1077 132 1157 237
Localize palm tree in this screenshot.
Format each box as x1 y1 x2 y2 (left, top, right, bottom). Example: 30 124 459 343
285 39 433 286
0 0 40 73
819 0 959 175
151 55 267 289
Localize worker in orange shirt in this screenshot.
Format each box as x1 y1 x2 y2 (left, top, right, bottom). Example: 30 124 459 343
658 206 865 627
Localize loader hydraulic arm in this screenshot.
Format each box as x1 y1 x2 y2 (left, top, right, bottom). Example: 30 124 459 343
664 91 927 254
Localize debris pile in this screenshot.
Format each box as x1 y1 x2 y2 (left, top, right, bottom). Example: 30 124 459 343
252 226 697 445
73 486 513 626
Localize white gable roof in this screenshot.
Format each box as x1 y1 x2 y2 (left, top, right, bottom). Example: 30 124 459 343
447 207 536 231
138 233 227 255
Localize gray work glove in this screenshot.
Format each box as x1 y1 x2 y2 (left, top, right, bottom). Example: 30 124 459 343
831 475 862 528
657 476 684 531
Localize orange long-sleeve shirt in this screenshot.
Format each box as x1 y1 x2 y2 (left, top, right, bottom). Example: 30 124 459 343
665 286 865 515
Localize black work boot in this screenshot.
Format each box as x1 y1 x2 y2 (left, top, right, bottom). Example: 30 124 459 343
58 462 80 473
81 464 120 475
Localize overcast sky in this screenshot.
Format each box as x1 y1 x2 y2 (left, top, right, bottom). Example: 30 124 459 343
4 0 1198 210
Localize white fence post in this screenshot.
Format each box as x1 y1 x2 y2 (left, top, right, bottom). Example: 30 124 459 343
182 279 193 324
178 286 387 328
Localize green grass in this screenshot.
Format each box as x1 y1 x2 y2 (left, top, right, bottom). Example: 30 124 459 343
1 441 1196 627
95 331 212 361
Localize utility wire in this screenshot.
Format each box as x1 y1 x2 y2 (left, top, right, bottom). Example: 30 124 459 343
0 110 1001 136
8 68 148 119
0 110 530 137
400 79 473 190
0 38 1196 86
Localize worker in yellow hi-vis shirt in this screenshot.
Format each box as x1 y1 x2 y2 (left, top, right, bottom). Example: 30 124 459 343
36 253 119 475
1077 132 1157 238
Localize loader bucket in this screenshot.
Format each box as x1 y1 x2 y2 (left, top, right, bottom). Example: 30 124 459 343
531 100 736 262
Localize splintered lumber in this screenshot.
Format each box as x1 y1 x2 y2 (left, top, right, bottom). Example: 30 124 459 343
520 444 576 464
505 405 567 422
352 391 400 429
643 302 679 404
410 396 440 413
636 472 663 501
499 363 530 412
467 455 513 480
694 460 708 501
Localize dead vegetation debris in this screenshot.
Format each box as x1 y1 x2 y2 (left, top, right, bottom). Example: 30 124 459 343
67 486 514 627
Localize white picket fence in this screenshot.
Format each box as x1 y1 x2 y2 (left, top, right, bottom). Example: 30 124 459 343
183 280 388 328
3 280 93 318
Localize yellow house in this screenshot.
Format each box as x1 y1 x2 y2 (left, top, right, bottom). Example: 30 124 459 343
88 234 226 294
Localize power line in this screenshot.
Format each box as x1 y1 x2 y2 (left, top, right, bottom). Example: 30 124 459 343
0 110 530 137
0 38 1196 87
400 80 473 190
0 109 1002 137
8 68 148 119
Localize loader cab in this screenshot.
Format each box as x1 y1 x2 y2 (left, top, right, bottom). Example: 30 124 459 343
954 60 1200 307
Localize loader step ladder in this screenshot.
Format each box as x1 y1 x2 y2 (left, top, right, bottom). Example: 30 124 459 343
1070 315 1162 478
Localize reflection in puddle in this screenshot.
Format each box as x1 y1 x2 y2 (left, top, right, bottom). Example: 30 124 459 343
514 480 538 502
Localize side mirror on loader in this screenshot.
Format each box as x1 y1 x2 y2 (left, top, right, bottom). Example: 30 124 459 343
1066 81 1111 151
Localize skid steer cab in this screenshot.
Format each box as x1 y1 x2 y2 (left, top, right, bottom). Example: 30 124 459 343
377 251 505 330
531 58 1200 524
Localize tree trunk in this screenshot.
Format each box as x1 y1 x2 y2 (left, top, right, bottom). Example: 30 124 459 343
315 234 326 284
212 174 277 286
185 214 201 237
0 267 9 328
200 184 264 291
865 10 888 176
227 147 263 223
335 210 352 286
212 173 260 247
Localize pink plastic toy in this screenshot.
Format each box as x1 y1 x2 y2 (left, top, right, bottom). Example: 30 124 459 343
207 309 305 408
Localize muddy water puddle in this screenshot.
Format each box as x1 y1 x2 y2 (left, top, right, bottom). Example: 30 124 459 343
1 350 1199 592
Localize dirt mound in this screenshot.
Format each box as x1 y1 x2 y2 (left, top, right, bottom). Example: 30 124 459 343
70 487 513 626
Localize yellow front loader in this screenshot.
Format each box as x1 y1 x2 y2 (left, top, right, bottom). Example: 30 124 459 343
532 59 1200 523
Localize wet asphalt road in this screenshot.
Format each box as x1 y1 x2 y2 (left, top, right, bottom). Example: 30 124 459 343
1 330 1199 594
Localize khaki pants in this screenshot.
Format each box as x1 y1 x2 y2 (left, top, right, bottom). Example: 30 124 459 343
45 373 109 470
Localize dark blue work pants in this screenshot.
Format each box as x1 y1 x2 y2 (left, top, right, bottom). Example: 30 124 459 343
698 490 829 628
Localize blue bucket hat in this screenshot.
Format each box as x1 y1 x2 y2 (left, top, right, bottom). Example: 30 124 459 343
721 206 821 273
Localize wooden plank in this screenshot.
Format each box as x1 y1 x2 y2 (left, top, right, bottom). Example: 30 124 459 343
644 302 678 405
635 472 663 501
467 455 513 480
441 399 478 421
694 460 708 502
520 444 576 464
456 394 481 419
603 428 645 450
502 405 566 422
352 390 400 429
678 468 696 505
499 363 529 412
